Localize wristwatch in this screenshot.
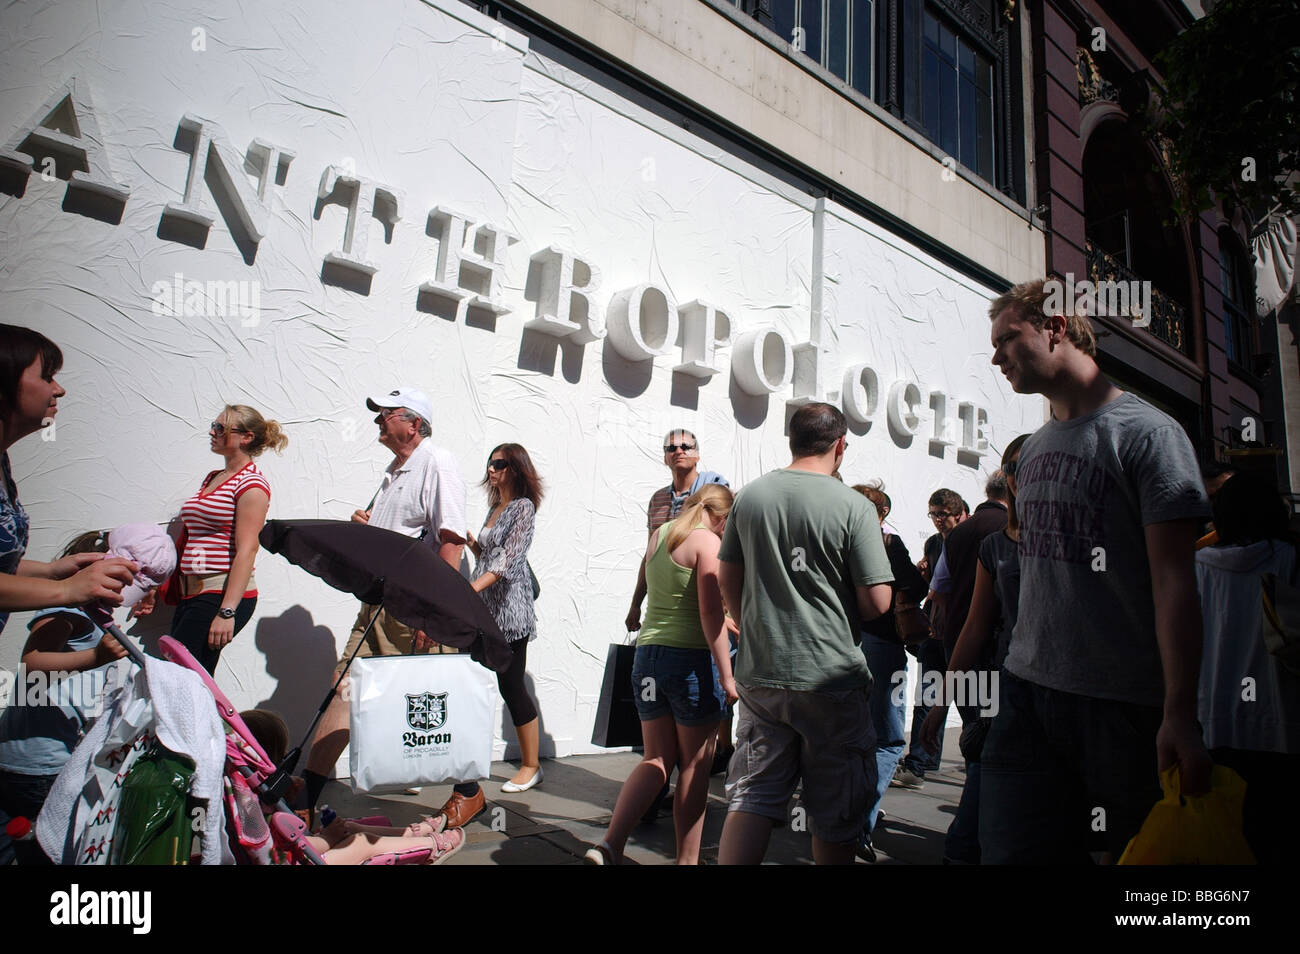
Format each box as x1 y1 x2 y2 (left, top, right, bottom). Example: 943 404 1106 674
217 607 237 619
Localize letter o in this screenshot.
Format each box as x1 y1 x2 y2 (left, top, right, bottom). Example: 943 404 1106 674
607 284 678 360
887 380 922 435
731 329 793 395
841 363 879 425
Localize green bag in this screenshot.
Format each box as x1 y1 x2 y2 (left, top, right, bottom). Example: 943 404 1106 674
109 741 197 865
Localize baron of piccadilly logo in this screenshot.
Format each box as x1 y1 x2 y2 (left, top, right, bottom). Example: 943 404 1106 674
404 691 452 748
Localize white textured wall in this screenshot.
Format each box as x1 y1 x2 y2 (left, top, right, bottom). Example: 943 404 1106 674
0 0 1042 765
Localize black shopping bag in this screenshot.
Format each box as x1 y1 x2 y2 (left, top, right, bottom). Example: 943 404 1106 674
591 642 643 748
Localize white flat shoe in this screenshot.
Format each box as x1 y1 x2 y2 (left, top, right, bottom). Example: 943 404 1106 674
500 766 543 793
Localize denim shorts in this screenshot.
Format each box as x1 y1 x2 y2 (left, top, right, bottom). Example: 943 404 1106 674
631 645 726 727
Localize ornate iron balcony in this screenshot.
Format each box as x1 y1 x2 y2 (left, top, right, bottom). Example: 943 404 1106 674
1086 240 1190 355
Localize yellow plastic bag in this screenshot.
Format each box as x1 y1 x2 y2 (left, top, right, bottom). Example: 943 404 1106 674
1118 765 1256 865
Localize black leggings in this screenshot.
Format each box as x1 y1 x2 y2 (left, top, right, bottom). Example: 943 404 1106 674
170 592 256 674
498 637 537 727
453 638 537 796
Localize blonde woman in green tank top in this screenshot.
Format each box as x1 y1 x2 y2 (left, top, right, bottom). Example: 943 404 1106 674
585 485 738 865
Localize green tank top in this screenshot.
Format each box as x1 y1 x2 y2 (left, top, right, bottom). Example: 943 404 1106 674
638 519 708 650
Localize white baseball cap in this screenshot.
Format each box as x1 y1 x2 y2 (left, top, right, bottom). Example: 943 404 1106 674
366 387 433 426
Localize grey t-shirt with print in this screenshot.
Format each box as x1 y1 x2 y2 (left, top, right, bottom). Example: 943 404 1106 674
718 469 894 691
1005 392 1210 708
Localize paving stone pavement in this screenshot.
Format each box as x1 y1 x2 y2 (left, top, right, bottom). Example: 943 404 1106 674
315 734 967 864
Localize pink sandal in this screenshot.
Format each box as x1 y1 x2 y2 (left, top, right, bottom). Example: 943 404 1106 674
425 827 465 865
404 814 448 837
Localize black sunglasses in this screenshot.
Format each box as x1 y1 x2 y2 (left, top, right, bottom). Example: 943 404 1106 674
210 421 248 436
488 459 509 471
663 443 696 453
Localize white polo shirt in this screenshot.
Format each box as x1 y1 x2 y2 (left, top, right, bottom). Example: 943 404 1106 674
369 439 467 544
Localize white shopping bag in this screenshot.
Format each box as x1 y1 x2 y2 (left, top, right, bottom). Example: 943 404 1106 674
348 654 496 794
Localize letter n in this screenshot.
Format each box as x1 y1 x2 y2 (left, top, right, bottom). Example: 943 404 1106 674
160 115 294 258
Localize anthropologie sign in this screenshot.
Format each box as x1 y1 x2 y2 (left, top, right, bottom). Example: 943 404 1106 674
1 77 991 464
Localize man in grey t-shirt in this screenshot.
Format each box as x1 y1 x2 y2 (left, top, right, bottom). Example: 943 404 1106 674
716 403 894 865
983 279 1212 863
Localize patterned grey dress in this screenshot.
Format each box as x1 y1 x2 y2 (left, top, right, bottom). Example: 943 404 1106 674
472 497 537 642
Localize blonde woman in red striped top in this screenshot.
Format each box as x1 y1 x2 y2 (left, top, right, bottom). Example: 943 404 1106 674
170 405 287 673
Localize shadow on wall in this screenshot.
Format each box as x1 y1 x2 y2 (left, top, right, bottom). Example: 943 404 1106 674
125 605 174 659
252 605 340 744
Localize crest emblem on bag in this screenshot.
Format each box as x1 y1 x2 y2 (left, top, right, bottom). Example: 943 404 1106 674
406 692 448 731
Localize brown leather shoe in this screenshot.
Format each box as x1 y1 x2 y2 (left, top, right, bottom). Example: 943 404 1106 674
438 788 485 829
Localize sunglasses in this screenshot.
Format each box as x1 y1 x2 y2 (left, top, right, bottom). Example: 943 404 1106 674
210 421 248 436
928 510 957 520
488 459 509 471
1004 458 1018 478
663 443 697 453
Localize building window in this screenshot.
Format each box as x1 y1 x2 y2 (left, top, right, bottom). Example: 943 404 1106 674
733 0 1019 197
768 0 874 98
1218 230 1255 365
920 7 994 182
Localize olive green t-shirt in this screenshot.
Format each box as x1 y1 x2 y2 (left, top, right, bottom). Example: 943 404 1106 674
638 519 708 650
718 469 893 691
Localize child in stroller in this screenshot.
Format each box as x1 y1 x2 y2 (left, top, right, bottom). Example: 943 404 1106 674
239 708 464 865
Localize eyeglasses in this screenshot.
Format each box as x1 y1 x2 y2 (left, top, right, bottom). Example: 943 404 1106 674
928 510 956 520
487 459 509 471
210 421 248 436
663 443 697 453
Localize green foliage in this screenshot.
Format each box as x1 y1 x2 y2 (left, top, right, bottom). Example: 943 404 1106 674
1151 0 1300 230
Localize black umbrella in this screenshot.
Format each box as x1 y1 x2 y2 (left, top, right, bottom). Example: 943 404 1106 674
255 518 512 798
259 519 511 671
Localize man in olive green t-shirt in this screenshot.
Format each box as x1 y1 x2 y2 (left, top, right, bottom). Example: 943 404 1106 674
717 403 894 865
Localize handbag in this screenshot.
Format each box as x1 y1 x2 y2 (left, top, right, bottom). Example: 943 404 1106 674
1261 561 1300 676
894 593 933 646
157 524 187 607
885 535 932 646
528 561 541 601
348 654 496 793
591 639 643 748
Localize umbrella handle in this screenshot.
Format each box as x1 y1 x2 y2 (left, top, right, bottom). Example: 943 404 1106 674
287 600 388 766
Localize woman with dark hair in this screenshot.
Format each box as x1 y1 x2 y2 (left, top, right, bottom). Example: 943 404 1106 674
425 443 545 830
471 442 544 791
1195 470 1298 864
0 325 135 628
164 403 288 673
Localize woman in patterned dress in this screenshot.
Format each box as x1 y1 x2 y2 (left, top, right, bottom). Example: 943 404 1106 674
468 443 544 791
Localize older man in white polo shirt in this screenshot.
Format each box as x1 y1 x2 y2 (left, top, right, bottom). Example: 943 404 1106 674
302 386 468 812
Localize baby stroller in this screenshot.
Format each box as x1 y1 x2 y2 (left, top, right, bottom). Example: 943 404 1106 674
156 636 443 865
36 628 435 865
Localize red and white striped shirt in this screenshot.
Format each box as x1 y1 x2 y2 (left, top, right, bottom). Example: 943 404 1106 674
179 462 271 576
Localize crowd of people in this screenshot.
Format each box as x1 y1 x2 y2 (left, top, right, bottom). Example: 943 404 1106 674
1 273 1297 866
